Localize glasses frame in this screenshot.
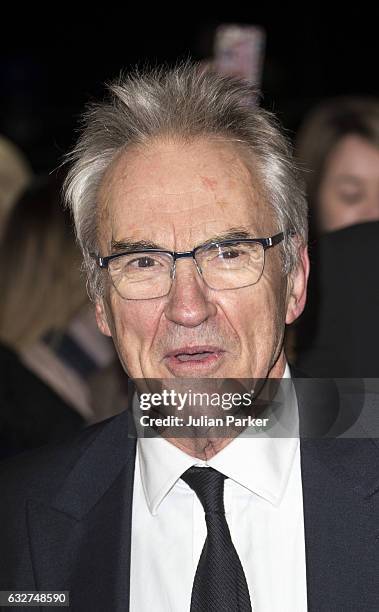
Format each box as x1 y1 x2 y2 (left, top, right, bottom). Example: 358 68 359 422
93 231 287 298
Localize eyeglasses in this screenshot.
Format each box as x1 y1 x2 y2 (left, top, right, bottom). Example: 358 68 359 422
94 232 286 300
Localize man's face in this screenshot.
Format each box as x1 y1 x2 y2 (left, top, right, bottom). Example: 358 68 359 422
96 138 308 380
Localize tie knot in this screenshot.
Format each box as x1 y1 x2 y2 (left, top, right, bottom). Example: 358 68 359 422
181 466 227 514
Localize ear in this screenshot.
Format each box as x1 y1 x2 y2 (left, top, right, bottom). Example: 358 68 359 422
95 299 112 337
285 245 310 325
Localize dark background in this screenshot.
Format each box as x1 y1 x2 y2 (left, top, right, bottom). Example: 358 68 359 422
1 6 379 173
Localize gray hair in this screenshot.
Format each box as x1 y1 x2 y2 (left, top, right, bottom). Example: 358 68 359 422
64 61 308 301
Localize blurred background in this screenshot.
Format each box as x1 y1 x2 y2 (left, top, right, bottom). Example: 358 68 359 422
2 7 379 174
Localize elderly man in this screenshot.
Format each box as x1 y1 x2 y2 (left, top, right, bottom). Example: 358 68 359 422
0 63 378 612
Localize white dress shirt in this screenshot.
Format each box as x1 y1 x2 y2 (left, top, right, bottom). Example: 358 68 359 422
130 367 308 611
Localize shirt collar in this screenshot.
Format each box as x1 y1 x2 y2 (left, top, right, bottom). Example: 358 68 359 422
138 363 298 513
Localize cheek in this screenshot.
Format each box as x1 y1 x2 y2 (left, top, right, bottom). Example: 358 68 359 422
318 185 354 230
320 198 361 231
218 279 285 353
109 294 163 358
318 183 338 227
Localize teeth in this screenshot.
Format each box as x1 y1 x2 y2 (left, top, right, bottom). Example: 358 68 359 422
176 352 213 362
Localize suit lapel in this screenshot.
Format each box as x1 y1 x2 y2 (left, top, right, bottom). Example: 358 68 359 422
27 410 137 612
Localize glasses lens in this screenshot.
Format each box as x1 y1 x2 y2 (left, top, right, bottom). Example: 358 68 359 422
108 252 173 299
198 242 265 290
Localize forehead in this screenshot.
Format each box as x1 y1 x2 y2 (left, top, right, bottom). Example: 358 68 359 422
98 137 273 249
327 134 379 178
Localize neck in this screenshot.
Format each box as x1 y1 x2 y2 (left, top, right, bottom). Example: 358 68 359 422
165 434 236 460
164 354 288 460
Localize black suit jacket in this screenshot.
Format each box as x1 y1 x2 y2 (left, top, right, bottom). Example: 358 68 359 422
0 381 379 611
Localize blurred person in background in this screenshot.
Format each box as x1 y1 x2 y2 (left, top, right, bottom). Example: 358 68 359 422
0 135 32 236
292 98 379 375
296 97 379 235
0 174 125 459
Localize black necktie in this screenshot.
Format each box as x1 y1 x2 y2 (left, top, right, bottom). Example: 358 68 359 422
181 466 252 612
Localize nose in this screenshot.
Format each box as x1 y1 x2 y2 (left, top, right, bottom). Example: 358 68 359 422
164 258 217 327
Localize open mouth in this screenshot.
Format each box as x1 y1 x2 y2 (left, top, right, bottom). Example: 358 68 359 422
175 351 215 362
164 346 225 372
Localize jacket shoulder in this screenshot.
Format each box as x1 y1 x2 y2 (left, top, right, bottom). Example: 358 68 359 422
0 413 122 506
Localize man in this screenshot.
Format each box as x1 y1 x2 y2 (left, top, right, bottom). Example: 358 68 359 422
0 63 378 611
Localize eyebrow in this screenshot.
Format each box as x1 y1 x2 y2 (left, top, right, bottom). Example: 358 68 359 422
111 239 163 252
201 228 255 246
110 227 258 253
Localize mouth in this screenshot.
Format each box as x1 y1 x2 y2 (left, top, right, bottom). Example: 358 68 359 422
164 345 225 374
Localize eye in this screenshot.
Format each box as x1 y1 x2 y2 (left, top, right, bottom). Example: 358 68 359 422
110 253 168 276
219 248 241 259
218 243 253 258
204 244 247 259
338 191 364 205
128 256 158 268
203 243 253 267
